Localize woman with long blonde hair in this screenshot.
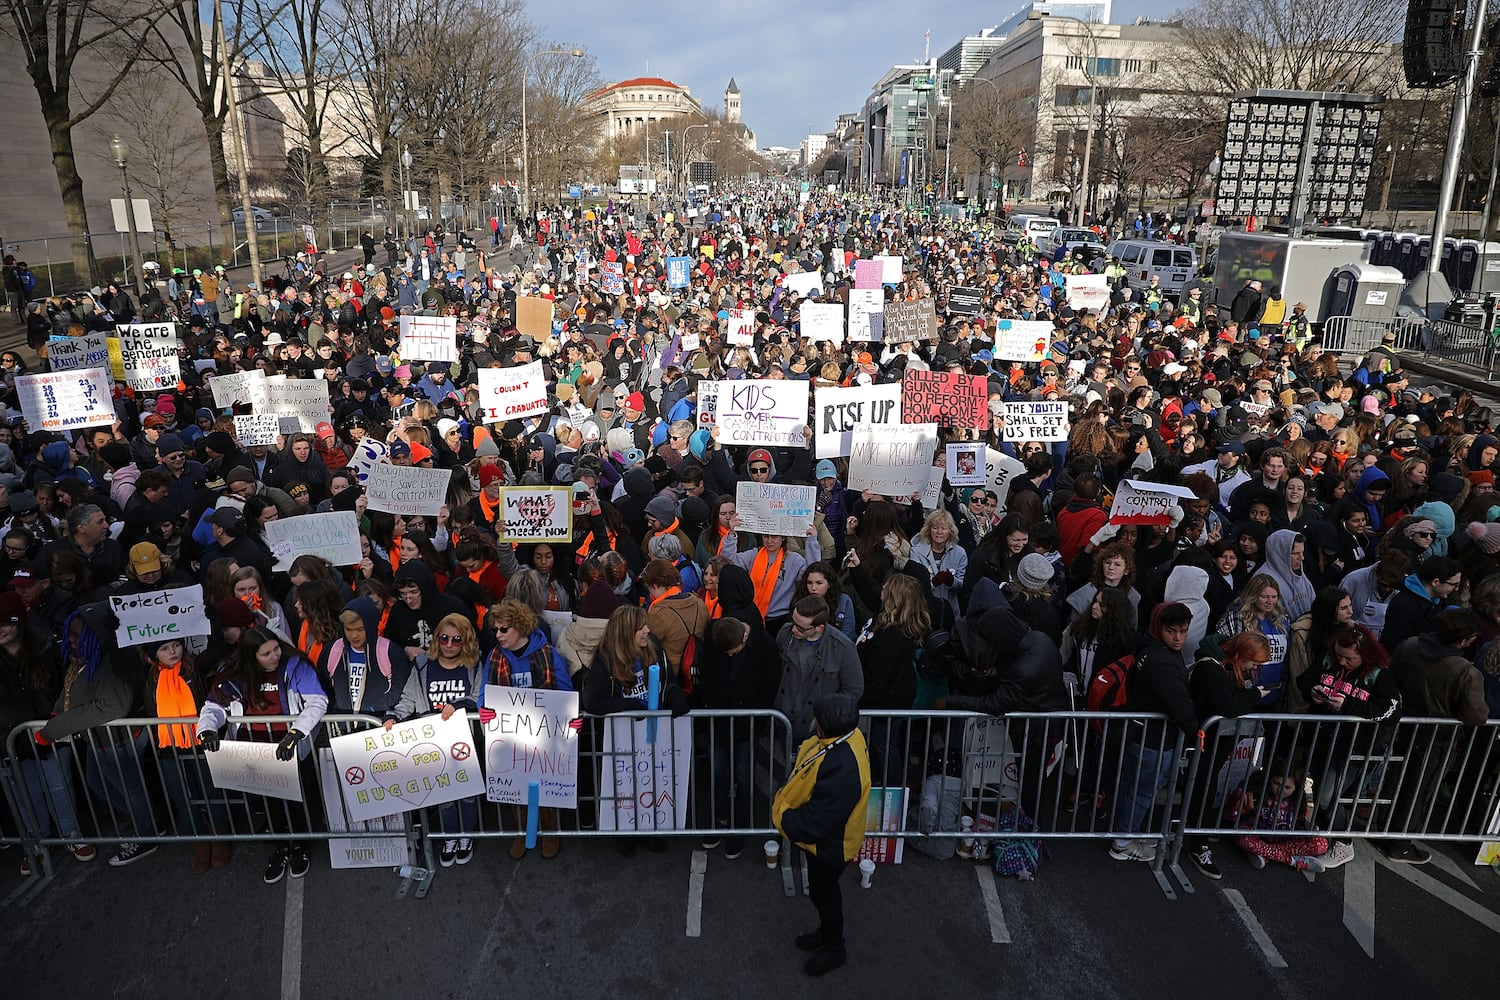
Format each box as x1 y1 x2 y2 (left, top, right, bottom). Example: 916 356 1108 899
1215 573 1291 707
857 572 931 783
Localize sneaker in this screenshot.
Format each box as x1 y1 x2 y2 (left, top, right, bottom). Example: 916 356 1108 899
18 853 43 876
454 839 473 866
723 836 745 861
700 835 723 850
108 842 158 867
1108 840 1157 863
803 945 847 977
287 845 310 879
438 839 458 868
69 843 96 863
794 931 823 952
1190 844 1223 881
263 846 290 885
1246 852 1266 870
1291 855 1326 874
1319 841 1356 870
1383 839 1431 865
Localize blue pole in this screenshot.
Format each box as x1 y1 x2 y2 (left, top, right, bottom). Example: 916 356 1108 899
647 663 661 745
524 780 540 850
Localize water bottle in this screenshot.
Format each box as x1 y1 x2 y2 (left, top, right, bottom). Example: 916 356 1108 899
394 865 431 880
957 816 975 859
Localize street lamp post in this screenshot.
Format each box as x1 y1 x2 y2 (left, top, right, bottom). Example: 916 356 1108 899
683 122 710 192
107 135 147 299
521 47 585 219
1030 10 1099 222
400 145 413 238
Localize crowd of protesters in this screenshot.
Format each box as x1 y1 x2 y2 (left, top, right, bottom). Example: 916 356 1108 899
1 186 1498 945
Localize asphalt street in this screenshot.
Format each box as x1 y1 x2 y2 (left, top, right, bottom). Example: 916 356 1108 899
3 833 1497 998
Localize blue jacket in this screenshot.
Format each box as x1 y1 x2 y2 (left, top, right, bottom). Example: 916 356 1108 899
198 653 329 759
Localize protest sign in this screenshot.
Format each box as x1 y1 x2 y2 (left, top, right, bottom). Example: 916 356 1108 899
920 462 946 511
105 336 127 380
365 462 452 517
876 254 904 284
782 271 823 298
261 378 331 433
994 319 1055 363
948 286 984 316
726 308 755 346
946 443 985 486
46 332 110 372
901 370 986 428
514 296 553 341
814 382 902 458
665 256 691 288
800 302 844 343
882 298 936 345
697 379 718 428
846 288 884 342
206 739 304 802
1109 479 1199 526
600 260 624 294
210 368 268 409
116 322 180 391
233 413 282 447
497 486 572 542
858 787 908 865
317 749 406 870
854 259 884 289
680 330 701 352
328 711 479 823
715 378 807 447
111 585 211 647
482 686 580 808
398 315 458 362
16 368 114 432
1065 273 1110 312
735 482 815 536
848 423 938 496
598 716 693 832
985 448 1027 509
477 362 548 421
264 510 362 571
1004 401 1070 442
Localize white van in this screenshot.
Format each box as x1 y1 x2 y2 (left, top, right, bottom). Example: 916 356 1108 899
1008 213 1062 243
1105 240 1199 298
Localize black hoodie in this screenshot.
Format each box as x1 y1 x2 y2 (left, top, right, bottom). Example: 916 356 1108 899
614 468 656 540
383 562 472 654
698 564 780 710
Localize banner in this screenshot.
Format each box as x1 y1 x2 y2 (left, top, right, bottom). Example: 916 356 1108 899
317 748 406 870
477 362 548 421
482 686 580 808
734 482 815 536
116 322 180 391
665 256 691 288
1065 273 1110 312
233 413 281 447
848 423 938 496
264 510 362 571
398 315 458 362
854 259 884 289
328 710 479 823
46 332 110 373
814 383 902 459
496 486 573 542
782 271 823 298
110 585 211 647
714 378 808 447
947 286 984 316
858 786 908 865
882 298 936 345
697 380 718 428
210 368 268 409
846 288 884 342
260 378 330 434
726 308 755 346
946 443 985 486
901 370 986 428
16 368 115 432
598 716 693 832
365 462 452 517
800 302 844 343
205 739 304 801
1108 479 1199 526
994 319 1055 363
1004 401 1070 442
680 330 701 352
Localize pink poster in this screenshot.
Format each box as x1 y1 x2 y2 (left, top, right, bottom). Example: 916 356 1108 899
855 259 884 290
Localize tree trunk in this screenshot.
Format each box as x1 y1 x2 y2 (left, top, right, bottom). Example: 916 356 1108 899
201 111 237 258
46 105 98 289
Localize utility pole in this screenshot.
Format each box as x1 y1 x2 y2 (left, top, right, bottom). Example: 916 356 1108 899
218 1 261 287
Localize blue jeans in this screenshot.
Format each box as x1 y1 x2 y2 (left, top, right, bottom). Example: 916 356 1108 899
436 797 479 836
17 744 81 839
84 729 157 839
1113 739 1176 837
159 751 230 835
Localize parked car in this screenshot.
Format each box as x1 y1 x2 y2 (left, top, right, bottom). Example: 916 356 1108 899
1104 239 1199 299
232 206 275 223
1038 225 1106 259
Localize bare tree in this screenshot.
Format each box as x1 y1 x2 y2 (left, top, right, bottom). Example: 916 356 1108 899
525 42 602 204
948 79 1037 199
87 85 211 251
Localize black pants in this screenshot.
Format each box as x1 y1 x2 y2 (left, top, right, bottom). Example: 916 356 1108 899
807 858 848 949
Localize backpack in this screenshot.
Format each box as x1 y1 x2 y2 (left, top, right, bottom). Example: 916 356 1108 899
1084 653 1137 733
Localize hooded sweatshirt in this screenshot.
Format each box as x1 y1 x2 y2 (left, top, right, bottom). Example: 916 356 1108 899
267 446 333 503
1352 466 1391 535
1261 528 1316 620
323 596 412 713
1162 565 1212 655
1410 500 1455 558
384 562 473 653
944 608 1070 715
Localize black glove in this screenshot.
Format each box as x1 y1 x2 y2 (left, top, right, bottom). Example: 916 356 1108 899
275 729 302 761
199 729 221 752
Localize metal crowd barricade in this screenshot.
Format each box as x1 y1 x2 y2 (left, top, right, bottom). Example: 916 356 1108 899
1319 314 1425 356
1421 318 1498 377
410 708 796 894
1170 714 1500 892
856 710 1190 899
1 714 424 897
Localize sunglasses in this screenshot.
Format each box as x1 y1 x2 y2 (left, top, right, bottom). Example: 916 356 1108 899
437 634 463 644
749 465 769 474
494 624 514 634
1412 531 1435 539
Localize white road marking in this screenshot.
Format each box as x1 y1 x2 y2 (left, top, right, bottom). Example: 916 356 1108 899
1420 843 1480 891
686 850 707 938
1222 887 1288 968
281 873 304 1000
1342 844 1377 958
1373 852 1500 936
975 867 1011 944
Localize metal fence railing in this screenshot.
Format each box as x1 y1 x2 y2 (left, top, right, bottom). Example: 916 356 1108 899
1421 318 1500 378
1319 315 1426 356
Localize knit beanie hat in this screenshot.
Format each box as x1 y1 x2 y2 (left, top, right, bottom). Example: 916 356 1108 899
1466 520 1500 555
1016 553 1054 591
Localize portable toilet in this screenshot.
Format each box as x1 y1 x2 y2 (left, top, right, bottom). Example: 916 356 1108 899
1325 263 1405 320
1456 240 1481 292
1374 231 1397 267
1439 237 1461 286
1395 233 1419 276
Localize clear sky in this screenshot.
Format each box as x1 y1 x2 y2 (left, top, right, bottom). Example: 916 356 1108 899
534 0 1180 148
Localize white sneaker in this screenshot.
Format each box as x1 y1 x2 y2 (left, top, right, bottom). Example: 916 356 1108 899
1108 840 1157 863
1319 841 1355 870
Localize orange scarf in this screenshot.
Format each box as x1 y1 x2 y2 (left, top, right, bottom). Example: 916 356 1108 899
749 546 785 617
388 549 401 573
241 592 263 612
155 665 197 749
479 488 501 524
577 528 617 563
655 518 680 540
704 589 721 619
298 621 326 670
651 585 683 608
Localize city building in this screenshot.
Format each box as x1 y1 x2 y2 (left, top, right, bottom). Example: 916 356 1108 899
578 77 703 140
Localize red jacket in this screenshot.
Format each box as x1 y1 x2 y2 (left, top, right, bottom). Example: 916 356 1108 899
1057 499 1108 567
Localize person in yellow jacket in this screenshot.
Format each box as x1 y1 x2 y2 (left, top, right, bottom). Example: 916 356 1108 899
771 694 871 977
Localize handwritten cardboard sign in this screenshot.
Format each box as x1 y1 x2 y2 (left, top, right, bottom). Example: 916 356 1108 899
398 315 458 362
994 319 1055 363
715 378 807 448
882 298 936 345
1109 479 1199 526
264 511 362 571
206 739 304 801
46 332 110 373
482 685 580 808
364 463 452 517
848 423 938 496
328 711 478 822
477 362 548 422
111 585 211 647
1004 401 1069 442
16 368 115 432
116 322 180 391
735 482 816 536
497 486 572 542
800 302 844 343
814 383 902 459
233 413 282 447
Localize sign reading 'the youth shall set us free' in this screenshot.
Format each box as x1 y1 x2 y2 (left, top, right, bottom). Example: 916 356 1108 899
1004 401 1070 442
364 462 452 518
901 370 987 429
714 378 808 448
328 710 478 823
482 685 580 808
496 487 573 542
735 482 816 536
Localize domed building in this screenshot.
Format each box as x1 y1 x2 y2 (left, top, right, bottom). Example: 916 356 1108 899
580 76 702 139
